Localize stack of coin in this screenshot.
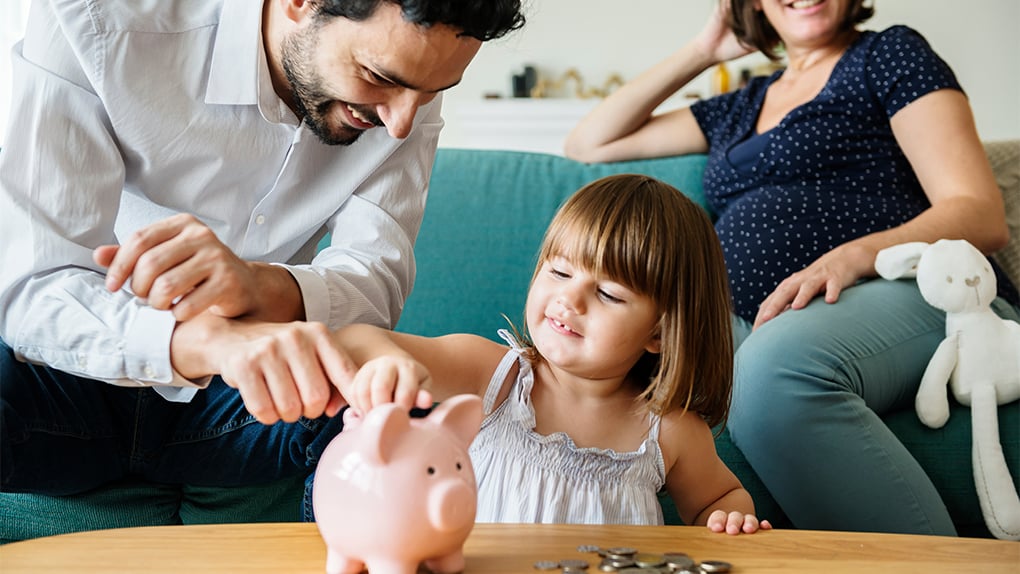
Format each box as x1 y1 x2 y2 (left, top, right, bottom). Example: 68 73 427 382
531 545 733 573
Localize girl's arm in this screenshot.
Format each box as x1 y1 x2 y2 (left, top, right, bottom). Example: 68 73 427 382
333 325 508 414
563 2 752 163
752 89 1008 329
660 412 771 534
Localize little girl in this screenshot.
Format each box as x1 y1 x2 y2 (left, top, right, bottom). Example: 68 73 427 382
334 174 770 534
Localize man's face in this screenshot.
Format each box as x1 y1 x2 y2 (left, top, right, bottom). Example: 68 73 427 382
281 3 481 145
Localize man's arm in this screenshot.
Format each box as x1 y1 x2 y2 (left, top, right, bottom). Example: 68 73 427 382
0 2 202 399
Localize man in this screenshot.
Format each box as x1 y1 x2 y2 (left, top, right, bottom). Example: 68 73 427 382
0 0 523 498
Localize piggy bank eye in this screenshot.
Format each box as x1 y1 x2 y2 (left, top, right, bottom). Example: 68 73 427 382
456 462 462 471
427 466 436 475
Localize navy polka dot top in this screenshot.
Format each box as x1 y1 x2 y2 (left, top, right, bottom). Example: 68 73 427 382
691 25 1017 322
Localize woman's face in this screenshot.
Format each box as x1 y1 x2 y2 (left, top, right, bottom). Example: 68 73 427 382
755 0 849 50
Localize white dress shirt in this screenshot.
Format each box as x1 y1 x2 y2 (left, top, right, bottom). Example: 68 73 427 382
0 0 443 401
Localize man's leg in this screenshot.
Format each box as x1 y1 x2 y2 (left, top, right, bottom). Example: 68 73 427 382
144 379 347 487
1 339 129 495
727 279 958 536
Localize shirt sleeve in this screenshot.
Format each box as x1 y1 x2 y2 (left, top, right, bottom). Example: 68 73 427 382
0 1 203 399
866 25 963 118
280 98 443 330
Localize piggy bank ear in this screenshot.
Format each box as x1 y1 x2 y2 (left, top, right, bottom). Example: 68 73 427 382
360 403 411 464
876 242 930 280
427 394 484 449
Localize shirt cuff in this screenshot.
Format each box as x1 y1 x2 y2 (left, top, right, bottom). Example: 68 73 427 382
125 304 212 391
276 263 330 324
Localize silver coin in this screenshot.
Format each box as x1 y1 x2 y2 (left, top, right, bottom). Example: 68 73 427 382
559 559 591 569
604 557 635 568
577 544 602 553
606 547 638 557
563 568 588 574
698 560 732 573
533 560 560 570
664 555 696 569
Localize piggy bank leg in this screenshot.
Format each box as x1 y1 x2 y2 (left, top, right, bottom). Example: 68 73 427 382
423 551 466 574
325 549 363 574
363 559 421 574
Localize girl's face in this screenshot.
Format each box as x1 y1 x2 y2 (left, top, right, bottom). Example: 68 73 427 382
755 0 848 50
526 256 661 381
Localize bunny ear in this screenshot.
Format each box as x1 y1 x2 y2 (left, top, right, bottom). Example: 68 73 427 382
875 242 931 279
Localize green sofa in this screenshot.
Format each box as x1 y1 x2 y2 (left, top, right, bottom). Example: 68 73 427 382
2 146 1018 542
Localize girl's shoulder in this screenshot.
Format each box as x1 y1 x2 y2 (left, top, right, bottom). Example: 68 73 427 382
656 408 720 477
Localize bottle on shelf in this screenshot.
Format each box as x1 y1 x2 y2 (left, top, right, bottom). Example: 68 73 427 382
710 63 730 96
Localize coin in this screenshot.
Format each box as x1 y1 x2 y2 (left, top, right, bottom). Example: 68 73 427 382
577 544 602 553
559 558 590 569
664 554 696 569
633 553 665 568
533 560 560 570
606 547 638 557
699 560 733 572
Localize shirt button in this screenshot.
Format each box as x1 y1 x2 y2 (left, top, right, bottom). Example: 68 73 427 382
77 353 87 369
144 364 156 378
255 214 266 225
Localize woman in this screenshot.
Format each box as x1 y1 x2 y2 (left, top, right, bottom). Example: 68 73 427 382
564 0 1019 536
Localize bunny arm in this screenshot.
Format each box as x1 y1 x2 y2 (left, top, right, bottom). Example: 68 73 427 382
916 334 957 428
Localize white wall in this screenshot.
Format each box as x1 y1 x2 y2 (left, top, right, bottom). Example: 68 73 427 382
2 1 1018 145
441 0 1020 145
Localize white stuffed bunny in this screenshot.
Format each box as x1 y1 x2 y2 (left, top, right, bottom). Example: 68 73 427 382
876 239 1020 540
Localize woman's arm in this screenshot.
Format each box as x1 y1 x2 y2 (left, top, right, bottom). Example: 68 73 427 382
753 89 1008 328
333 325 508 413
563 2 752 163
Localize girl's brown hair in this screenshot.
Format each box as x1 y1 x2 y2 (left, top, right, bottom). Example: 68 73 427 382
523 174 734 429
728 0 874 60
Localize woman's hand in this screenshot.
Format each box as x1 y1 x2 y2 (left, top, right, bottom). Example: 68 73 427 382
706 509 772 534
343 355 434 416
693 1 755 64
753 243 878 329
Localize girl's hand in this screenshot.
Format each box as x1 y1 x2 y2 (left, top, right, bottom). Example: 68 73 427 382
344 355 434 416
693 1 754 64
753 243 878 329
706 510 772 535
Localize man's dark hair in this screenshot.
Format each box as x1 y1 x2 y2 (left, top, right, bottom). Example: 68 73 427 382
728 0 873 60
313 0 526 41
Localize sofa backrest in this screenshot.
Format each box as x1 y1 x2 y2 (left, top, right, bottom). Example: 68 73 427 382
396 149 709 339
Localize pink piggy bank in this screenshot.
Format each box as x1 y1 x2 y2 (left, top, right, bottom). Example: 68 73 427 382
312 394 484 574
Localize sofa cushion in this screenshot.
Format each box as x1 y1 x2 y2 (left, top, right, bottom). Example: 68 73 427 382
397 149 710 339
0 474 306 544
986 140 1020 288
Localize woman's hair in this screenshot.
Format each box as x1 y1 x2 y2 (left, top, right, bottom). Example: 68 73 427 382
312 0 525 42
728 0 874 60
522 174 734 428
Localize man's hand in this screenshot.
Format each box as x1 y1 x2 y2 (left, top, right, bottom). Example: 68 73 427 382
173 315 357 424
94 213 300 322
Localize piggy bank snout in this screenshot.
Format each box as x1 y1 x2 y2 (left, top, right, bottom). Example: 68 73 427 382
427 478 477 532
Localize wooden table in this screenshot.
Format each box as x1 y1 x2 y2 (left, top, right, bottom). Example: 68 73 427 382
1 522 1017 573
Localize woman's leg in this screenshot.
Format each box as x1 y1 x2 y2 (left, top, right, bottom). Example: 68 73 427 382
727 279 957 535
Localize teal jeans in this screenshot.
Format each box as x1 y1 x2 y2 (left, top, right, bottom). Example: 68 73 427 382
727 278 1020 536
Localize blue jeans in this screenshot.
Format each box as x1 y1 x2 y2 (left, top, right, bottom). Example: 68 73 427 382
0 339 345 496
727 279 1020 536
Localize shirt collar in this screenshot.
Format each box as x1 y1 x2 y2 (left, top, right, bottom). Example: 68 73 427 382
205 0 263 106
206 0 298 125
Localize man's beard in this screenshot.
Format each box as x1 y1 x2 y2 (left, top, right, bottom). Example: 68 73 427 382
280 26 384 146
